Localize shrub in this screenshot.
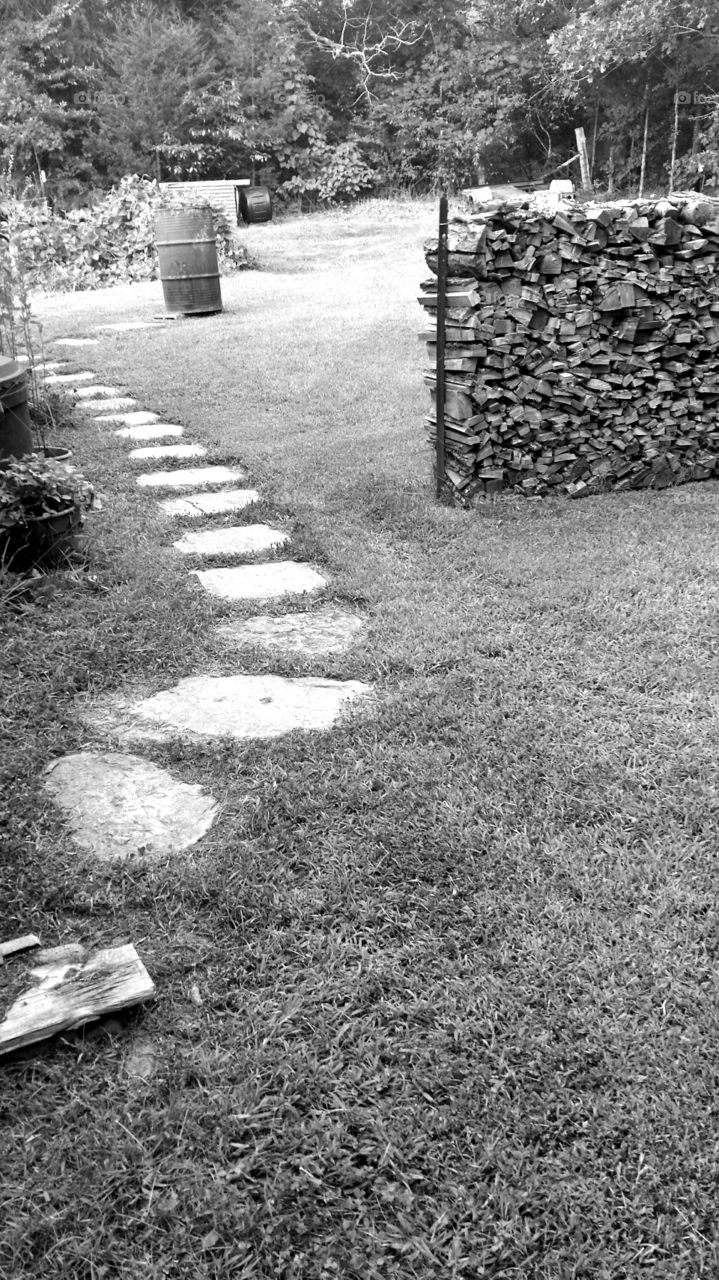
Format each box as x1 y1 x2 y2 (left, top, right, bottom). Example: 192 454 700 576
1 175 250 294
279 141 376 210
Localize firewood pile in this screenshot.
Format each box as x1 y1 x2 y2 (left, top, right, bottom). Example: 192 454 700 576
420 193 719 499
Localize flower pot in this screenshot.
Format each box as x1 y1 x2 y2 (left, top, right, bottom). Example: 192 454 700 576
42 445 73 462
1 507 83 572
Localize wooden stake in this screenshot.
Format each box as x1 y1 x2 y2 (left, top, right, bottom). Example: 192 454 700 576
639 81 650 197
575 127 592 193
591 99 599 176
670 87 680 190
435 192 448 497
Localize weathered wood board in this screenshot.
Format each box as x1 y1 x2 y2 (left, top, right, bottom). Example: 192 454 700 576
0 944 155 1056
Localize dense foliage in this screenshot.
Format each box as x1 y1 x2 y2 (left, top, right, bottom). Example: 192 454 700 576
0 175 249 294
0 0 717 205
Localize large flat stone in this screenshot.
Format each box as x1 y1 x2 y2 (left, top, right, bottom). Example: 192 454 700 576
44 371 95 385
116 424 184 441
173 523 288 557
192 561 327 601
91 674 372 742
43 751 217 862
74 385 124 398
83 398 138 413
95 411 160 425
158 488 259 517
216 606 365 655
53 337 100 347
137 466 246 490
128 443 206 461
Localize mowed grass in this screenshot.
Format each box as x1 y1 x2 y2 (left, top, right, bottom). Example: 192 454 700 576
2 198 719 1278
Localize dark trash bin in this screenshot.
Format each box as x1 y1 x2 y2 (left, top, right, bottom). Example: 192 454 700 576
155 207 222 316
236 185 272 225
0 356 33 462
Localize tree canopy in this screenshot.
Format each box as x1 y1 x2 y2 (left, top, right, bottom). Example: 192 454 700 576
1 0 717 207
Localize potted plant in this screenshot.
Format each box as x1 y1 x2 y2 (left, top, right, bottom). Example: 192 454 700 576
0 452 94 569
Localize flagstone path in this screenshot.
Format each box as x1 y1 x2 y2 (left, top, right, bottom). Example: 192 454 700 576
39 339 370 864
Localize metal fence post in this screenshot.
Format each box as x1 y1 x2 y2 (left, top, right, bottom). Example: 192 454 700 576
435 192 448 498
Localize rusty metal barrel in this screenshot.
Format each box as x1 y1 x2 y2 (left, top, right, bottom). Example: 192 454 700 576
155 207 222 316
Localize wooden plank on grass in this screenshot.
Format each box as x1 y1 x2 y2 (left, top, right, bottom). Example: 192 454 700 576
0 944 155 1056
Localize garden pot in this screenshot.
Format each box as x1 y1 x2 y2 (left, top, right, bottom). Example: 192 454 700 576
42 445 73 462
1 507 83 572
0 356 33 462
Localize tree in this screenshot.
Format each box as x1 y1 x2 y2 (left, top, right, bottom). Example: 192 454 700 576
547 0 719 191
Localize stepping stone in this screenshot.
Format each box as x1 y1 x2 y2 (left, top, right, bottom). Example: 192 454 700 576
116 424 184 441
91 674 372 742
137 465 246 490
173 523 288 557
43 751 217 862
96 321 161 331
82 397 138 412
192 560 327 601
158 488 260 517
129 443 206 461
54 337 100 347
74 385 125 398
43 371 95 384
216 607 366 655
95 410 160 425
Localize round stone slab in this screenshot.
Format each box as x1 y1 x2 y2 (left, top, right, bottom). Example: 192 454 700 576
129 443 206 461
158 488 260 517
105 674 372 741
192 561 327 601
215 606 365 655
137 466 246 490
43 751 217 862
95 411 160 425
173 524 288 557
116 424 184 441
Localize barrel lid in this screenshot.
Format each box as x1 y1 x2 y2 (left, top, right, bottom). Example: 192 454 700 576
0 355 23 384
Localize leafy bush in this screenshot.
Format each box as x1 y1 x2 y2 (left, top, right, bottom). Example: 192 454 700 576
0 453 94 528
1 175 250 294
279 141 376 209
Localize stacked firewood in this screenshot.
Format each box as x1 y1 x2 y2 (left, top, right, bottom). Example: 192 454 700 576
420 193 719 498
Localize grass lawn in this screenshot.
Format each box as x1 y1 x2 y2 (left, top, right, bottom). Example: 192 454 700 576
2 197 719 1278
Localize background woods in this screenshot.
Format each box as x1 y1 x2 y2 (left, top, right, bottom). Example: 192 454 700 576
0 0 718 207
